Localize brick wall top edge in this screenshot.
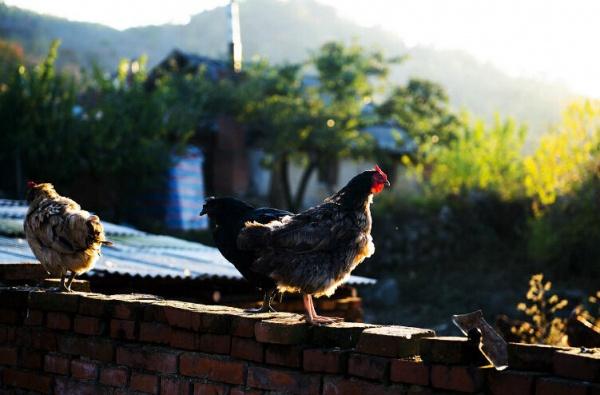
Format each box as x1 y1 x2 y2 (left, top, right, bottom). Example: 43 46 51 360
1 285 594 369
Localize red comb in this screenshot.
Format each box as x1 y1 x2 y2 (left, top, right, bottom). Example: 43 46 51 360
374 165 388 181
26 181 37 188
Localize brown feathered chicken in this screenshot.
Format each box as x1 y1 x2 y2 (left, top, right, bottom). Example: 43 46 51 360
23 182 112 291
237 166 390 324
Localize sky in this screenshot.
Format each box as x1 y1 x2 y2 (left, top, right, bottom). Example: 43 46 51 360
4 0 600 98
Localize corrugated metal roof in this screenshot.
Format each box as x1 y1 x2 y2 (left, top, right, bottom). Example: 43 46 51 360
0 200 376 285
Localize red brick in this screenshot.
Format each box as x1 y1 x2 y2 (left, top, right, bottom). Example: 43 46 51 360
179 353 245 385
163 305 198 330
100 366 129 387
54 376 113 395
74 315 104 336
71 359 99 380
322 376 404 395
390 358 429 386
24 310 43 326
160 375 191 395
488 370 539 395
303 348 348 374
116 346 178 374
29 291 80 312
113 302 138 320
20 348 43 369
0 325 16 344
21 327 58 351
198 311 234 334
2 368 53 393
420 336 486 365
348 353 390 380
140 322 171 344
356 326 435 358
311 322 376 348
230 314 271 338
230 389 262 395
265 344 304 368
198 333 231 354
508 342 568 372
110 319 136 340
44 353 70 375
130 371 158 394
0 346 18 366
536 377 590 395
431 364 490 393
78 294 111 316
247 366 320 394
0 309 19 325
554 349 600 382
143 302 168 323
231 337 264 363
193 382 229 395
46 311 71 331
255 318 308 345
58 335 114 362
170 329 198 350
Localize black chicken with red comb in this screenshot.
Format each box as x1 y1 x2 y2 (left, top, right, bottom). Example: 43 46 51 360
237 166 390 325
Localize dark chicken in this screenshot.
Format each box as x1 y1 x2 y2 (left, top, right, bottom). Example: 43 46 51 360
200 197 291 312
237 166 390 325
23 182 112 291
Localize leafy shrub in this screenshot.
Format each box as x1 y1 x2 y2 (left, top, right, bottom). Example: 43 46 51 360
511 274 569 345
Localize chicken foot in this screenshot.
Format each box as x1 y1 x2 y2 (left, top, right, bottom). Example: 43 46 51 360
54 272 76 292
245 288 278 313
302 294 343 325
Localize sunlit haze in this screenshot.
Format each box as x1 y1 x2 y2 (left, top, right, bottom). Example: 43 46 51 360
4 0 600 98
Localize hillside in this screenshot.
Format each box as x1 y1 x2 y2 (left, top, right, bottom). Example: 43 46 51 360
0 0 573 143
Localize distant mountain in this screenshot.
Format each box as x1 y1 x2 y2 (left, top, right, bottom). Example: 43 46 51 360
0 0 573 144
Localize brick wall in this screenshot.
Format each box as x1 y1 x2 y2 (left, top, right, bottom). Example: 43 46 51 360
0 286 598 395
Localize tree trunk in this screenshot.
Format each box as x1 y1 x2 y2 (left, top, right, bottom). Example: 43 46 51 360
15 149 23 199
291 160 318 211
279 155 293 210
269 156 292 210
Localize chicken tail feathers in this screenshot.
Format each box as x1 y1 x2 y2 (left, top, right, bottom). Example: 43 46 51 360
86 215 109 246
237 221 273 250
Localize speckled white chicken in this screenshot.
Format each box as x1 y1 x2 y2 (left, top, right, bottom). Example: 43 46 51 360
23 182 112 291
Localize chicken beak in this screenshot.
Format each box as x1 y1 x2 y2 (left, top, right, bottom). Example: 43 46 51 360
385 180 391 187
199 207 207 216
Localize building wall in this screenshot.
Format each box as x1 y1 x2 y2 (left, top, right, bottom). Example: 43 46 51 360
213 116 249 196
289 160 416 209
0 286 597 395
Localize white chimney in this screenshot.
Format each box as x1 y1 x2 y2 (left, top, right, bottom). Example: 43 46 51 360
228 0 242 73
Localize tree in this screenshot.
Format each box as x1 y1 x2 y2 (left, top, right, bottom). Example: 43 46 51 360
524 100 600 211
377 78 461 162
422 115 526 198
0 40 79 198
239 41 388 211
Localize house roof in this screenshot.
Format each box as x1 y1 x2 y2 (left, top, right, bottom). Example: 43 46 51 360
146 49 232 86
0 200 375 285
362 122 417 154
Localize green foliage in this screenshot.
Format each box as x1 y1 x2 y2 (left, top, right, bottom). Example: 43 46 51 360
418 115 526 198
528 166 600 278
0 41 207 223
377 78 461 154
0 40 79 193
238 42 389 210
524 100 600 210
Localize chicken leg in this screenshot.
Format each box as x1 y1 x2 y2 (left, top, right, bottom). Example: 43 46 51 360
245 288 277 313
302 294 343 325
64 271 77 292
